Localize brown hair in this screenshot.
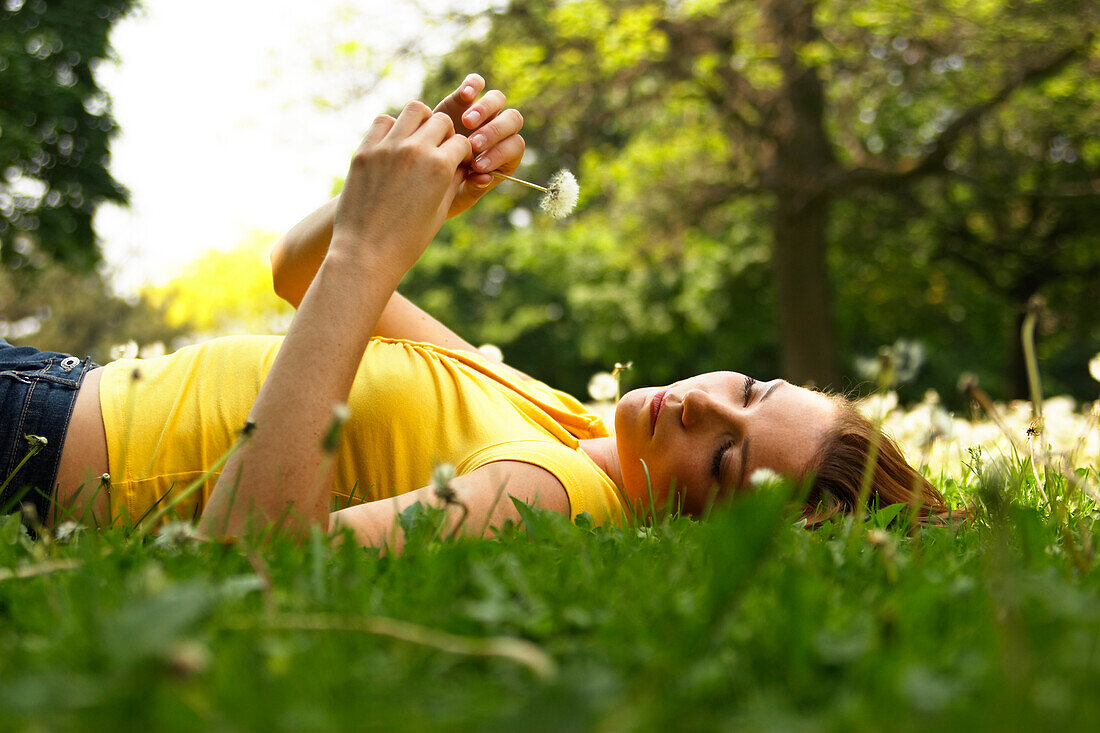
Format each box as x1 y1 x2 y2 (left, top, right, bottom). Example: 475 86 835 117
802 397 952 526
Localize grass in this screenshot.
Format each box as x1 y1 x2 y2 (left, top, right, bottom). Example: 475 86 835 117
1 456 1099 732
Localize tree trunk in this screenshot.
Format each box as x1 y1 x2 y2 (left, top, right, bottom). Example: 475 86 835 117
767 0 841 388
772 193 840 388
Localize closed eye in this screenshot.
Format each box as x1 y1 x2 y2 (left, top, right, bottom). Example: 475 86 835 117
712 439 734 480
743 376 756 406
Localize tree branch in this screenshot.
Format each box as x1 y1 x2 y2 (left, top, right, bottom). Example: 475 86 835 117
839 40 1091 191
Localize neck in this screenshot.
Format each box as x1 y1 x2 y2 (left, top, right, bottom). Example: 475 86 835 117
578 436 624 491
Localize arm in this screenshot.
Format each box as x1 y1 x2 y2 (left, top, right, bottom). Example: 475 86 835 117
270 197 480 351
330 460 569 552
199 101 472 539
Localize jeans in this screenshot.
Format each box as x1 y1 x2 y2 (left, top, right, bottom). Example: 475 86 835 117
0 336 98 524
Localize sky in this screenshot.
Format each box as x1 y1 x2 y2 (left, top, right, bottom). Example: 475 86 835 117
95 0 470 293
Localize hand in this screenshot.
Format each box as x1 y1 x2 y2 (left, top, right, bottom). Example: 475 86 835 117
332 101 472 277
434 73 525 219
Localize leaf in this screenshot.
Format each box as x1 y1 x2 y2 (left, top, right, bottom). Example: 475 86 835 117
0 513 27 547
509 495 578 545
101 575 261 667
870 502 907 529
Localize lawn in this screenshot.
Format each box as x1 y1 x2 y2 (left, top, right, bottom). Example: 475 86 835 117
1 395 1098 732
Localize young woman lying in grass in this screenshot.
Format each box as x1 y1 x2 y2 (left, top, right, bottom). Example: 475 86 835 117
1 74 949 547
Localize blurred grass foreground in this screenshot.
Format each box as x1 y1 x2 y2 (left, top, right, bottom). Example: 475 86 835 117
0 380 1098 731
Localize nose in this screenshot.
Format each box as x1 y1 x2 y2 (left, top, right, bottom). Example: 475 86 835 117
680 388 732 429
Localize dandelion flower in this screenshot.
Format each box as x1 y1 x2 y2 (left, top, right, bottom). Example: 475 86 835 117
477 343 504 363
109 340 139 361
1090 352 1100 383
587 372 619 402
488 168 580 219
431 462 456 492
749 468 782 487
539 170 579 219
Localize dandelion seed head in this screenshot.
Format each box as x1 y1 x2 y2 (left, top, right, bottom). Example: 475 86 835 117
431 462 456 491
587 372 619 403
749 468 782 487
54 520 83 544
539 169 579 219
110 340 139 361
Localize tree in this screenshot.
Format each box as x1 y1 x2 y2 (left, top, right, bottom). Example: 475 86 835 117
420 0 1096 388
0 0 134 270
921 79 1100 398
0 260 186 363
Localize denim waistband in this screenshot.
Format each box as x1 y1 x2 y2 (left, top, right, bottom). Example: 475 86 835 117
0 336 99 525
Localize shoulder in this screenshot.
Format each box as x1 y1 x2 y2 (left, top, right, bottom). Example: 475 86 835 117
458 440 623 524
454 460 570 516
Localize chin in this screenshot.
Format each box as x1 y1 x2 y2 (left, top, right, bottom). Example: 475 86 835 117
613 388 645 435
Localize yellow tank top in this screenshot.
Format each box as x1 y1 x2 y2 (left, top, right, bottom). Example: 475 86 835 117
98 336 624 526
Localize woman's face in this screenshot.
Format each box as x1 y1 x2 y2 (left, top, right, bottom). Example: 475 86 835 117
613 372 836 514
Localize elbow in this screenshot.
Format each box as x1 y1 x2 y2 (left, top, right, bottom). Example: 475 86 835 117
269 238 296 306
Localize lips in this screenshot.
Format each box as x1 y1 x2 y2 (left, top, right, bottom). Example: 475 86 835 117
649 389 667 434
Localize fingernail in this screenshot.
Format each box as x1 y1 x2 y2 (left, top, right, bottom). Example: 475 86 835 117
470 133 486 151
462 85 475 98
474 156 489 171
465 110 481 126
475 179 491 189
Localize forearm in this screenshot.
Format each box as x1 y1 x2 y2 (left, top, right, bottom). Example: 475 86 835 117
270 200 478 351
200 253 402 538
270 199 486 356
200 99 471 540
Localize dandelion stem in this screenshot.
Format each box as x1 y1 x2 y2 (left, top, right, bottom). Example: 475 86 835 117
128 423 254 544
220 612 557 679
488 170 548 193
1022 299 1044 421
0 559 83 583
0 436 47 508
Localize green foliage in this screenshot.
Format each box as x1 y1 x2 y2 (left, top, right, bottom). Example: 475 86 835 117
401 195 779 397
0 261 186 363
412 0 1099 400
142 231 294 337
2 467 1100 730
0 0 135 271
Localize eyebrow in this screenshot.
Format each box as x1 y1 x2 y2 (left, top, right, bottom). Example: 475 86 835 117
738 381 784 488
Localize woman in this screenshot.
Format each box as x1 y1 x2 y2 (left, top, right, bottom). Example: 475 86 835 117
1 75 949 547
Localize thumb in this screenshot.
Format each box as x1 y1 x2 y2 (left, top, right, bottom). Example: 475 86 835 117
445 168 466 206
436 168 467 223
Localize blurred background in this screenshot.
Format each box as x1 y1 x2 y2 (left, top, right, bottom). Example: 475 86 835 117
1 0 1098 408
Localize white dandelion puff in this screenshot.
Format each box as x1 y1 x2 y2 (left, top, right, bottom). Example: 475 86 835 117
109 340 139 361
489 168 580 219
749 468 782 487
539 169 579 219
587 371 619 402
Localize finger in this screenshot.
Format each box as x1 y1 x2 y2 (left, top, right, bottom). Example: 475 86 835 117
466 172 494 189
472 133 525 174
461 88 506 131
414 111 456 146
433 73 484 118
389 100 433 139
439 133 473 170
363 114 396 145
469 107 524 155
